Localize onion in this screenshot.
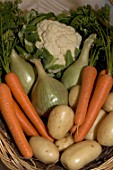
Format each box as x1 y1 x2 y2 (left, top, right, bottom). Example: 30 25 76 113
10 49 36 94
31 59 68 116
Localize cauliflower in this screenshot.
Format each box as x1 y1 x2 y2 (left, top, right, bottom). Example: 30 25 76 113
36 19 82 73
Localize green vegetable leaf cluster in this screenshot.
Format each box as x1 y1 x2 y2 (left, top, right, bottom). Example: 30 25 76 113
57 4 113 73
0 1 113 82
16 3 113 79
17 10 55 54
0 0 24 82
0 0 23 34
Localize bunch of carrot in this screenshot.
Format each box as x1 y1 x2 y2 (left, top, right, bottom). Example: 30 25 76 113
71 45 113 142
0 72 53 158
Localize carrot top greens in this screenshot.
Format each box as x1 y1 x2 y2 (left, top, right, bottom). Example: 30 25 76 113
0 0 24 81
57 4 113 74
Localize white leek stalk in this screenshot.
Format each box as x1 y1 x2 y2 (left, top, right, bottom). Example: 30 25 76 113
61 34 96 90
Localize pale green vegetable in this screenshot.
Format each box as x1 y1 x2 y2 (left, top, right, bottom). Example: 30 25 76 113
97 111 113 146
102 92 113 112
47 105 74 139
10 49 36 94
31 59 68 116
60 140 102 170
85 109 107 140
61 34 96 90
29 136 59 164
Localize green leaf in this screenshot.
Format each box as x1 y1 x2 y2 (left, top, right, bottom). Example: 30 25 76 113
25 32 40 43
25 24 37 33
16 45 31 59
24 39 35 53
65 50 74 67
74 48 81 59
41 48 57 69
56 13 71 24
49 64 65 70
34 48 43 59
0 29 15 73
29 12 55 26
25 9 37 24
0 1 23 34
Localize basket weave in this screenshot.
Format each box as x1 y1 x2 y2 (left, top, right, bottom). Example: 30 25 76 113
1 116 113 170
0 0 113 169
110 0 113 5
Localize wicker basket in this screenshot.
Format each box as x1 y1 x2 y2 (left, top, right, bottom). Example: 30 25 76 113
1 115 113 170
0 1 113 170
110 0 113 5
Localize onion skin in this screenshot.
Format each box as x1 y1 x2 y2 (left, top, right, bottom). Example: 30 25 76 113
31 74 68 116
31 59 68 116
10 49 36 94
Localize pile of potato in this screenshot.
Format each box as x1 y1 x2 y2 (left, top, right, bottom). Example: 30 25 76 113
29 85 113 170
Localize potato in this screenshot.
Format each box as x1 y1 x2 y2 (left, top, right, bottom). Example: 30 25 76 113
55 133 74 151
102 92 113 112
97 111 113 146
85 109 107 140
47 105 74 139
68 85 80 109
60 140 102 170
29 136 59 164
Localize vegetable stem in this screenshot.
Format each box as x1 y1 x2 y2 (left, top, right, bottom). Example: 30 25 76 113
93 24 112 75
31 59 46 77
0 20 16 74
89 48 100 67
79 34 96 64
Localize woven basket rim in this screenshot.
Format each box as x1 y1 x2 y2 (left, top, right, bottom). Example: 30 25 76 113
1 127 113 170
0 1 113 170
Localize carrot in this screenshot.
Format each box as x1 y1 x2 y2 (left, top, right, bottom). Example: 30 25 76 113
13 99 39 137
74 73 113 142
98 69 107 79
0 83 33 158
70 125 77 134
5 72 54 142
74 65 97 128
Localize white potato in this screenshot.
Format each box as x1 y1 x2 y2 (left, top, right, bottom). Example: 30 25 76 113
60 140 102 170
47 105 74 139
55 133 74 151
97 111 113 146
29 136 59 164
85 109 107 140
68 85 80 109
102 92 113 112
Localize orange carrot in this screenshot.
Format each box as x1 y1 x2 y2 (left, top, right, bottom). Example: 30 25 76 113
13 99 39 137
98 69 107 79
70 125 77 134
74 65 97 127
5 72 54 142
74 74 113 142
0 83 33 158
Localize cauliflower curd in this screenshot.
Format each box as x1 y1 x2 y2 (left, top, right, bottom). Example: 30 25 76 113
36 19 82 73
